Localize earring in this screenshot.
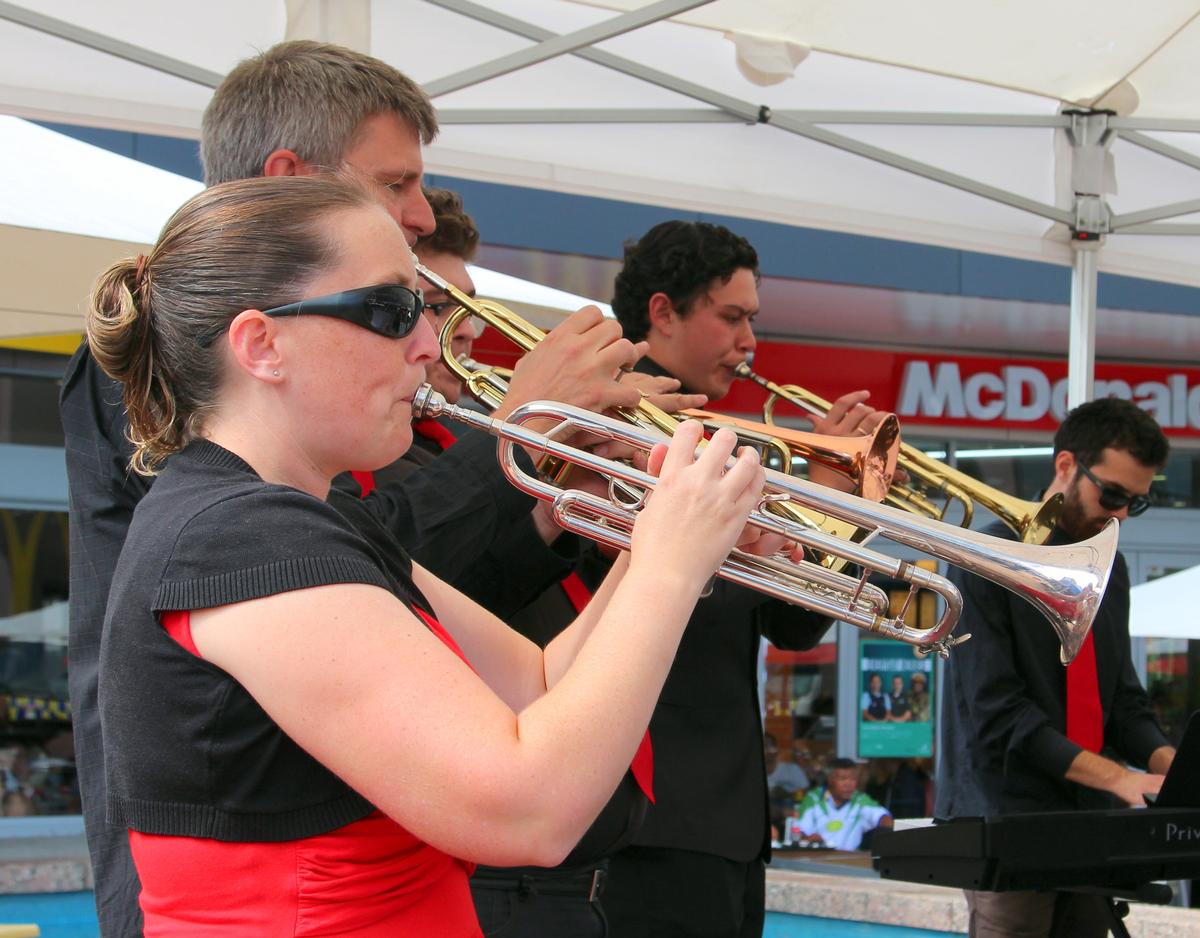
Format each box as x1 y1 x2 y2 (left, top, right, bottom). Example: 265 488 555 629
272 370 280 377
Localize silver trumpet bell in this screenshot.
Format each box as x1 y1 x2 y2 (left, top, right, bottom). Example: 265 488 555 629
412 386 1116 663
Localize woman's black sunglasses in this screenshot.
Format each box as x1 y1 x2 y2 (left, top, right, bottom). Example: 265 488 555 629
263 284 425 339
1076 462 1152 516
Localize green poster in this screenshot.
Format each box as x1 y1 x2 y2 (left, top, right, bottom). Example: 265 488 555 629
858 639 935 758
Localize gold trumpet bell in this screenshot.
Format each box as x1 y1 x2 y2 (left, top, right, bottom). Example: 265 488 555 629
1021 492 1064 545
679 408 901 502
736 362 1065 546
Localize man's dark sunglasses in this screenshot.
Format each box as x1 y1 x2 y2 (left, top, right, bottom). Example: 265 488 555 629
263 284 424 339
1077 462 1152 516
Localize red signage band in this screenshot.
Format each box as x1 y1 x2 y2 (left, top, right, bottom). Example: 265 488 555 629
471 332 1200 438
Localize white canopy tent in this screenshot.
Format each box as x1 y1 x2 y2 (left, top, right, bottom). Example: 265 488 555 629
1 0 1200 400
1130 565 1200 640
0 115 606 342
0 114 203 340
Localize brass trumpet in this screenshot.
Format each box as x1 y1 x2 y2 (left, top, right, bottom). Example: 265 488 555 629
412 385 1116 664
417 265 879 560
451 358 900 502
735 363 1063 544
681 408 900 502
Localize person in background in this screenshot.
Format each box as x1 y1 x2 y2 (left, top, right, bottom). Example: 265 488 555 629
766 732 810 795
2 791 35 817
936 397 1175 938
907 672 930 722
861 672 890 722
794 758 893 851
887 674 912 723
765 732 809 843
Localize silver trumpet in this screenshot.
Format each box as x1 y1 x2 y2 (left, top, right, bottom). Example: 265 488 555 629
412 386 1117 663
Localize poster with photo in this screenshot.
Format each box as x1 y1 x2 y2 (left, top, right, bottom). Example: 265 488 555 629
858 638 935 758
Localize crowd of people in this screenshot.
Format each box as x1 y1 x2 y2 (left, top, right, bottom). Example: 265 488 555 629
52 35 1176 938
0 737 78 816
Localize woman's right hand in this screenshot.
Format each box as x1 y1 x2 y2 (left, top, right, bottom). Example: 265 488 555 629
630 421 764 591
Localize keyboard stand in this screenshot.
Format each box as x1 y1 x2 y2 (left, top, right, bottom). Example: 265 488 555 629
1060 881 1173 938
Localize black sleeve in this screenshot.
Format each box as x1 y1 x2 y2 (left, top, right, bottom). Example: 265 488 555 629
950 568 1082 781
757 592 835 651
154 488 392 611
59 344 151 938
457 522 582 620
1109 651 1171 767
60 344 151 514
350 424 581 614
354 426 535 580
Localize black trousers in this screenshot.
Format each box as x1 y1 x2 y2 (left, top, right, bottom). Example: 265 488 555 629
604 846 766 938
471 864 608 938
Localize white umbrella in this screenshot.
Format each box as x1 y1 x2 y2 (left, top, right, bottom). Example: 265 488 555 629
3 1 1200 403
0 116 599 342
1130 565 1200 639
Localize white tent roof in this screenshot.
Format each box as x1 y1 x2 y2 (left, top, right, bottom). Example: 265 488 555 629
0 115 600 340
2 0 1200 285
1130 564 1200 639
0 114 203 338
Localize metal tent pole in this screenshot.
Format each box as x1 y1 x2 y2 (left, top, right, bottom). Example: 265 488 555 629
1063 111 1115 409
1068 243 1099 408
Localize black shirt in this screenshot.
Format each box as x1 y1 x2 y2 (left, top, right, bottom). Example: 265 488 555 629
935 521 1169 817
61 344 148 937
104 440 403 839
617 357 833 861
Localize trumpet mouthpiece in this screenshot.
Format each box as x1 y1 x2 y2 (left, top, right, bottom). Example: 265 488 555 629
412 383 448 420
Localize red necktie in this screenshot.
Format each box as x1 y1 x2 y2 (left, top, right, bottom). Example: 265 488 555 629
350 470 375 499
351 420 456 500
413 419 457 452
1066 630 1104 753
561 572 655 802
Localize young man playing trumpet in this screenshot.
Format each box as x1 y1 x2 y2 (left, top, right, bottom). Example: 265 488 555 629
600 220 890 938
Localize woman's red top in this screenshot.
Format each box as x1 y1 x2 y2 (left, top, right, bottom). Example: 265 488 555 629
128 609 483 937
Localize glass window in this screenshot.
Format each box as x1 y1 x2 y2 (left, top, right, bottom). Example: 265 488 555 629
763 643 836 838
0 508 75 817
1141 563 1200 748
0 349 66 447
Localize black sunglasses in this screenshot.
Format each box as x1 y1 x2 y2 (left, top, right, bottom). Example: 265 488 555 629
1076 462 1152 516
263 284 424 339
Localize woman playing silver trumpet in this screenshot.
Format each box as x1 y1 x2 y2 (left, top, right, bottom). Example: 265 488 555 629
87 175 793 935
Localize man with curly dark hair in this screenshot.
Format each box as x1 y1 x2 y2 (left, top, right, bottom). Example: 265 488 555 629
602 220 887 937
612 221 886 438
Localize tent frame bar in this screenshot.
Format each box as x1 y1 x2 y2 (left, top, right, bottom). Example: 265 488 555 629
438 108 1200 134
1119 129 1200 173
428 0 1070 224
0 0 222 88
437 108 1072 128
422 0 713 98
